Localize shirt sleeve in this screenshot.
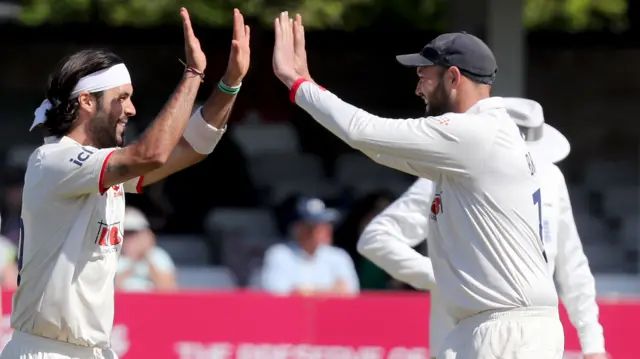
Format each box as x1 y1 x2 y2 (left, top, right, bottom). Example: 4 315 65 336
333 248 360 294
31 145 117 198
293 82 496 180
123 176 144 194
552 166 605 354
260 245 295 295
357 178 437 290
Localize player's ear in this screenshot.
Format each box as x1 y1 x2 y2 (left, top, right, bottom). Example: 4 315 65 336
448 66 462 88
77 92 94 112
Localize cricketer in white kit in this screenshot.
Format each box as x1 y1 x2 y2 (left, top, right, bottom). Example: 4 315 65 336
273 12 563 359
1 8 251 359
358 98 606 359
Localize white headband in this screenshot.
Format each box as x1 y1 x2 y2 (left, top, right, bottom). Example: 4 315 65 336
30 63 132 131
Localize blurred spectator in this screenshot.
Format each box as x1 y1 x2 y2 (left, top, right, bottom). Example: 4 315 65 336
0 167 25 246
116 207 177 292
261 197 359 296
334 191 403 290
0 235 18 291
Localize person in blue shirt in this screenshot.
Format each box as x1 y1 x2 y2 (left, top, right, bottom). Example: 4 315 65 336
261 197 359 296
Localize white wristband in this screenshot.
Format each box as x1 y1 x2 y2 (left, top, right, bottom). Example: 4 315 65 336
183 106 226 154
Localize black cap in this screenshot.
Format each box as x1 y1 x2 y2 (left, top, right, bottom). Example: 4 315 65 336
396 32 498 85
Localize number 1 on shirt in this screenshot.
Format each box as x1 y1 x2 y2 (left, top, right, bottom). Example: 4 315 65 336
532 189 548 263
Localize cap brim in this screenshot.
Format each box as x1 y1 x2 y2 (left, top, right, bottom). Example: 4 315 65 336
526 124 571 164
396 53 435 67
301 209 340 224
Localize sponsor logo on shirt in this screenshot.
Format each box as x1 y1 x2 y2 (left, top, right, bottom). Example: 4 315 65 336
429 193 443 220
112 185 124 198
69 147 97 167
95 221 123 253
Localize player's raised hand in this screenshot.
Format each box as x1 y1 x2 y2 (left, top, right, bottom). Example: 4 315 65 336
293 14 311 81
223 9 251 86
273 11 299 88
181 8 206 73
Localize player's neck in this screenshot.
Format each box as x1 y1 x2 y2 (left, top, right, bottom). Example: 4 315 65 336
455 93 490 113
454 84 491 113
66 127 97 147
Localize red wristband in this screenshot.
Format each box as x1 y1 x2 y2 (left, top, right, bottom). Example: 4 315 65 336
289 78 309 104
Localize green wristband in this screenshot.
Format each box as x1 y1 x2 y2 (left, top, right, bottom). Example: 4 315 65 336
218 80 241 95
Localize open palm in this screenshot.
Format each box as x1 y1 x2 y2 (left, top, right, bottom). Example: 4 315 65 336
273 11 298 88
181 8 206 73
224 9 251 86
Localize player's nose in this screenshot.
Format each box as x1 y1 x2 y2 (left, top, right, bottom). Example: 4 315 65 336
415 82 423 97
125 102 136 118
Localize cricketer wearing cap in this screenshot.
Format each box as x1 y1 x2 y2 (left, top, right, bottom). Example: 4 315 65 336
358 98 606 359
273 12 562 359
2 8 250 359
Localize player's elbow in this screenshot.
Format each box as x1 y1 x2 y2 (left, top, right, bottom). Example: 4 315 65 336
132 146 169 169
343 131 367 150
356 228 378 258
146 154 169 168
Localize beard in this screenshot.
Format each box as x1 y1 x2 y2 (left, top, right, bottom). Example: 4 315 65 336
425 80 454 117
88 106 123 149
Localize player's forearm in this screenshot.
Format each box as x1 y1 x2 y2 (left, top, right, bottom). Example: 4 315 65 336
556 214 605 353
103 76 201 187
291 81 425 178
163 80 239 164
140 139 205 187
201 77 239 129
557 266 604 353
577 324 606 354
357 230 436 290
140 85 235 187
135 75 202 164
291 81 362 146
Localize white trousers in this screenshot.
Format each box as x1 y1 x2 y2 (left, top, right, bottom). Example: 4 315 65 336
437 307 564 359
0 331 118 359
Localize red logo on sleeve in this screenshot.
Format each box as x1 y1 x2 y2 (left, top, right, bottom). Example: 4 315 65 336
430 193 443 220
95 221 122 247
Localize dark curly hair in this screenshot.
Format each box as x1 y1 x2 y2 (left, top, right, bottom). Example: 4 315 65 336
43 49 124 137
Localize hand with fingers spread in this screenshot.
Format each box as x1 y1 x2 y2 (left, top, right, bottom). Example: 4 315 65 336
223 9 251 87
181 8 206 73
273 11 310 88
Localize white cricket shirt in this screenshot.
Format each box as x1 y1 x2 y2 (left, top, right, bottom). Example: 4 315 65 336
535 162 605 354
12 136 142 348
294 82 558 322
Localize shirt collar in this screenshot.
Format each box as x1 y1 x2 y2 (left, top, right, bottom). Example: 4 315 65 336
44 136 82 145
465 97 505 114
